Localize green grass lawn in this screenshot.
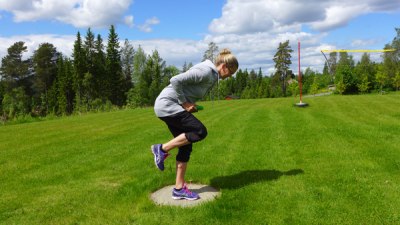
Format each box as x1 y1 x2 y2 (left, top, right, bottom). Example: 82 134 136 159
1 95 400 224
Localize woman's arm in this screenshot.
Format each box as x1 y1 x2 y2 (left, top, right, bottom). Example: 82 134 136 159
181 102 198 113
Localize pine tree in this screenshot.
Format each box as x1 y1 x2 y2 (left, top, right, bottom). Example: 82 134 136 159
148 57 160 105
323 61 329 75
249 86 256 99
151 49 166 76
47 78 58 115
133 45 147 82
14 86 30 116
272 40 293 95
249 69 257 86
130 49 167 107
56 55 75 115
226 76 235 95
64 58 75 113
72 31 87 108
256 82 263 98
84 28 95 74
121 39 135 93
132 59 151 108
0 41 33 95
106 25 123 105
93 34 106 99
202 42 219 62
188 62 193 70
56 55 68 114
256 67 263 87
150 49 166 88
82 71 94 111
235 69 242 94
235 69 246 94
241 86 250 99
243 69 249 90
219 79 228 99
360 53 371 75
328 52 337 76
84 28 96 105
31 42 60 112
337 51 355 71
182 62 187 73
263 78 271 98
164 65 180 80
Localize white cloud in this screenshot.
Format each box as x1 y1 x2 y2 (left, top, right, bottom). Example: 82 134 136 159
137 24 153 33
0 0 33 11
122 15 135 28
145 16 160 25
309 5 366 32
351 38 383 47
0 34 76 62
128 32 332 74
0 31 383 76
209 0 400 34
1 32 325 74
0 0 134 29
0 15 2 19
137 16 160 33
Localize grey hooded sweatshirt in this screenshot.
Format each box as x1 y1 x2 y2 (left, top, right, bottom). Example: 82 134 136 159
154 60 220 117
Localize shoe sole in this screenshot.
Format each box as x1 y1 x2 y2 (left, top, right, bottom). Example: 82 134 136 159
151 145 163 171
172 196 200 201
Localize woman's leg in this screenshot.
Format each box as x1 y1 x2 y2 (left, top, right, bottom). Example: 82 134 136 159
158 111 208 189
175 161 187 189
162 133 190 152
163 125 192 189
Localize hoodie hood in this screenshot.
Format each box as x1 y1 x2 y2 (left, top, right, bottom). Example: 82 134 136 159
203 60 221 106
203 60 221 79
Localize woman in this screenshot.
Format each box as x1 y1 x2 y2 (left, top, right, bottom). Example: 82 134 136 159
151 49 238 200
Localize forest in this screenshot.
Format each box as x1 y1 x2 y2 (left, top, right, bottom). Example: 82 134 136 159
1 26 399 123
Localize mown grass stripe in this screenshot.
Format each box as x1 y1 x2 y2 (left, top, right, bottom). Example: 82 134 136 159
1 95 400 224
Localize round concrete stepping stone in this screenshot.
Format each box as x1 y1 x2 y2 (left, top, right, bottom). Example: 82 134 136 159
150 184 220 207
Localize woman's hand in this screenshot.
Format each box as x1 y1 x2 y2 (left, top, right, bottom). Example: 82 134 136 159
182 102 198 113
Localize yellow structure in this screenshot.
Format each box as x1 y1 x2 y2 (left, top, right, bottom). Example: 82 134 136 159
321 49 396 52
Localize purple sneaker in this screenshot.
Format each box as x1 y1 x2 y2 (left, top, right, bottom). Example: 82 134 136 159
172 183 200 200
151 144 171 171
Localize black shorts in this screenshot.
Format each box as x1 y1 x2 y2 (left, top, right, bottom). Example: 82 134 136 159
158 110 208 162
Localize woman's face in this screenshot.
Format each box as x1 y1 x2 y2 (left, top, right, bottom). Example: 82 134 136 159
219 64 235 80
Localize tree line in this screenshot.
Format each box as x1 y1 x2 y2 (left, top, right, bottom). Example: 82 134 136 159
329 28 400 95
1 27 399 123
217 28 400 100
0 26 185 122
309 28 400 96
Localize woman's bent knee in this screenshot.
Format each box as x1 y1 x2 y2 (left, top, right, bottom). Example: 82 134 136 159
185 125 207 143
198 125 208 140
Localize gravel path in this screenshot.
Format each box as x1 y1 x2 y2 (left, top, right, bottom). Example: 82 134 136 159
302 92 333 98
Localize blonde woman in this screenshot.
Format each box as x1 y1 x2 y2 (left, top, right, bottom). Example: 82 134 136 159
151 49 238 200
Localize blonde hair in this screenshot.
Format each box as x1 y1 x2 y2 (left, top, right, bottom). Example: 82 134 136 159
215 48 239 73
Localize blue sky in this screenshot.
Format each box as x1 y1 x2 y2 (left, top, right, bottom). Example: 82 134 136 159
1 0 400 75
0 0 224 40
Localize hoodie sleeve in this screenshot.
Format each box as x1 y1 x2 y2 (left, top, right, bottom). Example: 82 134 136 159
170 67 210 104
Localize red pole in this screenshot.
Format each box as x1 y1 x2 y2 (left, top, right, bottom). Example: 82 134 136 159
298 42 302 102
